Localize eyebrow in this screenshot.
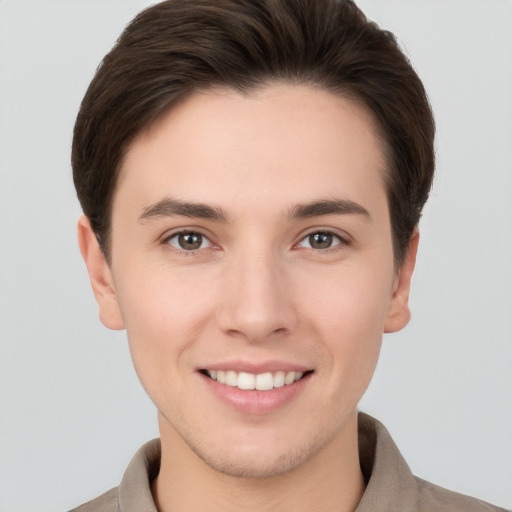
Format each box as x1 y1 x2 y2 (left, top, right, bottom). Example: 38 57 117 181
288 199 371 220
138 197 370 224
139 197 229 223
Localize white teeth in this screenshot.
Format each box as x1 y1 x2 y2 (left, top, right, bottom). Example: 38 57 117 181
284 371 295 385
205 369 307 390
225 370 238 387
273 371 285 388
255 372 274 391
237 372 255 390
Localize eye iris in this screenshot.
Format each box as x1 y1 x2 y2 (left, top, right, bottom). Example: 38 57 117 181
178 233 202 250
309 232 333 249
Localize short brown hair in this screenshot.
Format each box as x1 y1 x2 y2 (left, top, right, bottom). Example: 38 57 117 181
72 0 435 266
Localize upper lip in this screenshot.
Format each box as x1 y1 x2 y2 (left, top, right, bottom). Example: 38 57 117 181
198 360 312 374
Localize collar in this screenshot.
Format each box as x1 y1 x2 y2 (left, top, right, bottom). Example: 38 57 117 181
356 412 418 510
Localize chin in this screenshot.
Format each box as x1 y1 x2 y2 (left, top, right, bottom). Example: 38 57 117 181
199 448 309 479
188 430 333 480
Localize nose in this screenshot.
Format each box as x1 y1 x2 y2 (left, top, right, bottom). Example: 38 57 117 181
216 246 298 342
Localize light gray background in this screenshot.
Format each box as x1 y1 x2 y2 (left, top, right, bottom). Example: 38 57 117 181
1 1 511 510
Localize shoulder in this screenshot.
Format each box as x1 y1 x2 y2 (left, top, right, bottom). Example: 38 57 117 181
415 477 509 512
67 439 160 512
357 413 508 512
68 487 118 512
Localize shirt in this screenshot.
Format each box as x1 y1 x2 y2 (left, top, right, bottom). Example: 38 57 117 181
69 413 508 511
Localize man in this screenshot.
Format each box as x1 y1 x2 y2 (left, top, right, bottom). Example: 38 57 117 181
70 0 506 510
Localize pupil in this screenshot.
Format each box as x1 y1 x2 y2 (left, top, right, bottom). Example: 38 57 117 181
179 233 202 250
310 232 332 249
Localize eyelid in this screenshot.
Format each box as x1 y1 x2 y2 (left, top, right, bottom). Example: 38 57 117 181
169 232 211 250
161 227 218 252
295 227 352 250
161 225 214 241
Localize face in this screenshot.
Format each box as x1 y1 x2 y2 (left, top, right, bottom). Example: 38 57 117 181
79 84 416 478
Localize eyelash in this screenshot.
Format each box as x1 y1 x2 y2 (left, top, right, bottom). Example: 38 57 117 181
162 229 215 256
296 229 350 253
161 228 350 255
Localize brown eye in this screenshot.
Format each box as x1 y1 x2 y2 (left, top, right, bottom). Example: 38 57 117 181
168 232 210 251
309 232 333 249
298 231 343 250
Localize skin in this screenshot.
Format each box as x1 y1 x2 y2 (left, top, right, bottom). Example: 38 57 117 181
79 84 418 512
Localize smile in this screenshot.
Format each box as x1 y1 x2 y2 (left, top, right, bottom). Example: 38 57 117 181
202 369 309 391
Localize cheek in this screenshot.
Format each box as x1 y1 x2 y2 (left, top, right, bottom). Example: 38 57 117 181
114 270 215 388
297 264 392 383
118 263 214 329
300 262 393 336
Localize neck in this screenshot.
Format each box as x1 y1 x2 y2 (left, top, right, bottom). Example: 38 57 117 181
152 413 365 512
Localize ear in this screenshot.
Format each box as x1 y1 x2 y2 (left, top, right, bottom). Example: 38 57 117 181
77 216 125 330
384 229 419 333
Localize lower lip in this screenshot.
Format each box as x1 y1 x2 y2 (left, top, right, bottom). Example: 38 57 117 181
200 372 312 415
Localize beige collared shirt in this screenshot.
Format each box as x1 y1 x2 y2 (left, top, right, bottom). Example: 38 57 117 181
70 413 507 511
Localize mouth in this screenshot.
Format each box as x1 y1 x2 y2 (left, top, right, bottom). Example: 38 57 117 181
199 369 314 391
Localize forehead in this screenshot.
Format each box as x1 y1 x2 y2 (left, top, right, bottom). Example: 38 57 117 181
115 84 388 219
